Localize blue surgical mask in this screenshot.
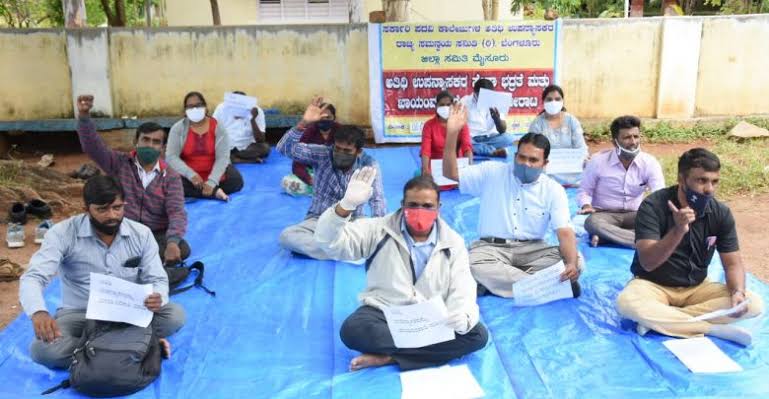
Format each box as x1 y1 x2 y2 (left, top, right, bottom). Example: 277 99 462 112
513 161 543 184
684 185 713 215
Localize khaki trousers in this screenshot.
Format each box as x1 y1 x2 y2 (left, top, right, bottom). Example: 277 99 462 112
469 239 584 298
616 278 764 338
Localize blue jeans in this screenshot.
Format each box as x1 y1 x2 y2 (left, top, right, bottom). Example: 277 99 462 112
472 132 516 156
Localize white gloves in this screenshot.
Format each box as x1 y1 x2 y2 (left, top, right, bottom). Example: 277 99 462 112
339 166 377 212
445 312 470 334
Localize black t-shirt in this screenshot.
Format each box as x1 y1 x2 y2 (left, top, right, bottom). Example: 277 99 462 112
630 185 739 287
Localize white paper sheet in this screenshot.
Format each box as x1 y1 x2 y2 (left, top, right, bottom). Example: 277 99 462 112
86 272 153 328
477 88 512 114
430 158 469 186
383 296 455 349
546 148 585 174
400 364 485 399
691 300 751 322
663 337 743 373
223 92 258 118
512 261 573 306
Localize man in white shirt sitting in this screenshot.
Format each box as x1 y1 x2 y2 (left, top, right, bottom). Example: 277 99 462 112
442 104 583 298
460 78 515 158
212 90 270 163
315 171 487 371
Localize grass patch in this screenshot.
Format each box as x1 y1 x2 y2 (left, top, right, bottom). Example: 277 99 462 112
584 117 769 144
656 138 769 199
0 161 22 188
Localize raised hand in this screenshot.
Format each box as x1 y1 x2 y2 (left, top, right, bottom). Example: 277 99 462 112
668 200 695 234
77 94 94 116
301 96 329 125
446 103 467 137
339 166 377 211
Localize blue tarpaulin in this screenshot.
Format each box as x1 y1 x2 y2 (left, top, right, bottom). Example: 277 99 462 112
1 146 767 398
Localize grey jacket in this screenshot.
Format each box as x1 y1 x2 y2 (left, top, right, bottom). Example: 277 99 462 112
166 117 231 187
315 206 480 334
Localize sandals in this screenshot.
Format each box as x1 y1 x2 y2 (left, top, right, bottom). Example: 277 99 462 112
0 258 24 282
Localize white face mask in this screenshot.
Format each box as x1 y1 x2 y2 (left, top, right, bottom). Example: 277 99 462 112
615 139 641 158
436 105 451 120
185 107 206 123
543 100 563 116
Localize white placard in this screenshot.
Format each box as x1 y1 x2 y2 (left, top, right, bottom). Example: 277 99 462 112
691 300 751 322
477 88 512 115
513 261 573 306
223 92 258 119
400 364 485 399
663 337 743 373
383 296 455 349
86 272 153 328
546 149 585 175
430 158 470 186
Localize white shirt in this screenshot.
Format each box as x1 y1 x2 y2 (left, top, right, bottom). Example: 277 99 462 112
213 103 267 151
459 161 571 240
135 160 161 189
460 94 498 138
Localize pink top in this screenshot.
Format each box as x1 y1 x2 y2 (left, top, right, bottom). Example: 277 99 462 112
578 149 665 211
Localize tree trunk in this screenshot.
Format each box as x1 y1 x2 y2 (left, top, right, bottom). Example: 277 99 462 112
629 0 644 16
144 0 152 26
482 0 492 19
63 0 88 28
115 0 126 26
382 0 409 22
99 0 126 26
210 0 221 25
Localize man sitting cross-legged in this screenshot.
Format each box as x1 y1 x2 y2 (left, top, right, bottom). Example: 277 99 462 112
616 148 763 346
19 176 185 369
316 171 487 371
277 96 386 260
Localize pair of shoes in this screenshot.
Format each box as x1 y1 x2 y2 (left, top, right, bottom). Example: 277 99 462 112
35 219 54 244
8 199 52 224
6 223 25 248
0 258 24 281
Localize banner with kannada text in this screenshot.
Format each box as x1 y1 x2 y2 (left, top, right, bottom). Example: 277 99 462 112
369 20 562 143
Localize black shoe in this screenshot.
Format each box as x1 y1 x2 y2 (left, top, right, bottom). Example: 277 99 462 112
571 280 582 298
9 202 27 224
26 199 52 219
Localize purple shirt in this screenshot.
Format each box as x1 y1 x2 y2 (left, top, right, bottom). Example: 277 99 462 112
578 149 665 211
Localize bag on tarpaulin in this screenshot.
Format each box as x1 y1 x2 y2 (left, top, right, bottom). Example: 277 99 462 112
42 320 161 397
164 260 216 296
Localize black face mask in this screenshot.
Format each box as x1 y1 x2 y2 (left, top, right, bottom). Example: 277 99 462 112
332 150 357 170
89 216 122 236
316 120 334 131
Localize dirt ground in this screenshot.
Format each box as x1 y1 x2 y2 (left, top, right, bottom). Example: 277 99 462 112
1 137 767 330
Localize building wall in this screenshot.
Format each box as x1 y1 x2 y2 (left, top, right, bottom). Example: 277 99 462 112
560 18 661 119
166 0 258 26
165 0 518 26
108 25 370 123
2 15 769 123
0 30 72 120
696 16 769 117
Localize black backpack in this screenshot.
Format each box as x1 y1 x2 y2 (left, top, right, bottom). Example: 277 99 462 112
164 260 216 296
42 321 162 397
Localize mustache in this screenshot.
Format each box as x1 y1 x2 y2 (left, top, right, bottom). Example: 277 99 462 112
102 219 121 225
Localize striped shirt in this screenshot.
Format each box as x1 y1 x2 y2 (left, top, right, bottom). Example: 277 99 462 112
77 118 187 242
277 126 386 218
